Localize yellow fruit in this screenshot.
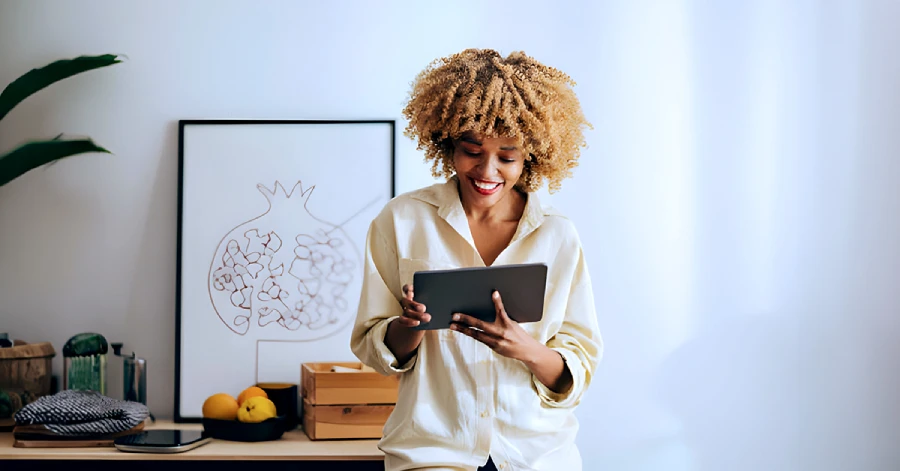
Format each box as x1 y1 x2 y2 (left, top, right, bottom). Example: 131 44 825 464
237 396 277 423
237 386 267 406
202 393 239 420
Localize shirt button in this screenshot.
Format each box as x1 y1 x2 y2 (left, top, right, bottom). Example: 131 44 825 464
480 411 489 418
498 463 506 469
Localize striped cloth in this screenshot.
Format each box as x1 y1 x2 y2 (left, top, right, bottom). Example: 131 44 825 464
14 389 149 436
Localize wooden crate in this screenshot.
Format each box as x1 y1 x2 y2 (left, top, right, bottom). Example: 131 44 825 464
302 398 394 440
0 341 55 396
301 361 398 406
300 361 398 440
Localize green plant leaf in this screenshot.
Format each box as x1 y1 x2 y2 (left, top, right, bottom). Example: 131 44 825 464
0 139 111 187
0 54 124 122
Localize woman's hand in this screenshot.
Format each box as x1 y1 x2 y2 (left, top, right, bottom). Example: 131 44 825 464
450 290 542 363
398 284 431 328
383 284 429 366
451 290 574 393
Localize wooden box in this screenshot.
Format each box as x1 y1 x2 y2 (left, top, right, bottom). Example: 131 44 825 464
300 362 398 440
301 361 398 406
0 341 55 396
302 398 394 440
0 341 55 429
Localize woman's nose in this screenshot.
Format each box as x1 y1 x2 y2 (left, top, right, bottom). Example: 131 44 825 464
476 156 500 174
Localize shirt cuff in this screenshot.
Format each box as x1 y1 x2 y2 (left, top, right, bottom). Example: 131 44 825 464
371 316 417 374
532 347 585 408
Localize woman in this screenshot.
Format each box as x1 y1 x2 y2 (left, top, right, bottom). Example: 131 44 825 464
350 48 602 471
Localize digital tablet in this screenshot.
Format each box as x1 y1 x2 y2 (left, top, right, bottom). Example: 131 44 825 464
114 429 212 453
411 263 547 330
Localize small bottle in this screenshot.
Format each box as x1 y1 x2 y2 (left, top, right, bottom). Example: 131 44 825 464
0 333 12 348
63 333 109 394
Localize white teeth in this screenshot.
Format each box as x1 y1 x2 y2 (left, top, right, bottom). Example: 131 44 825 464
473 180 501 190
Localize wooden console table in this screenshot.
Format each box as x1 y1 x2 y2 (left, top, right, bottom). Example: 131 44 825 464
0 420 384 470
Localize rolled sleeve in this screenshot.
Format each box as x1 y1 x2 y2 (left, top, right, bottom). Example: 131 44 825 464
533 245 603 408
350 219 417 376
533 347 586 407
366 315 417 374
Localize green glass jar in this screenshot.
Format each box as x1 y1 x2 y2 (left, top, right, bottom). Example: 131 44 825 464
62 333 109 394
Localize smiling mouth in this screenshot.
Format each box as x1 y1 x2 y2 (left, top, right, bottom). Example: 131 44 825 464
469 177 503 195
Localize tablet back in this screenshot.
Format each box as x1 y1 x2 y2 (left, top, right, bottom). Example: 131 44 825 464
412 263 548 330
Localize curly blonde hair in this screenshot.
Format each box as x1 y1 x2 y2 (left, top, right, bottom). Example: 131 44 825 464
402 48 591 193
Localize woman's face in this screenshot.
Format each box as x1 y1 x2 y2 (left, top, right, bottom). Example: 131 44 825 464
452 131 525 209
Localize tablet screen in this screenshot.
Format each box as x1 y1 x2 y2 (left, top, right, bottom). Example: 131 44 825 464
115 430 207 447
412 262 547 330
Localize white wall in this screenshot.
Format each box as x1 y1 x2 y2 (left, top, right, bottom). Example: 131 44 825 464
1 1 898 470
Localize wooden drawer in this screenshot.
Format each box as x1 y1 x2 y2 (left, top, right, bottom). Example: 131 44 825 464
301 362 398 405
302 398 394 440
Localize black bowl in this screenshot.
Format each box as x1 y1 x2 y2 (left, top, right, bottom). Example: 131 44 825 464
202 415 287 442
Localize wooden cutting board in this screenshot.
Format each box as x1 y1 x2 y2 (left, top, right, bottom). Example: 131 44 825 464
12 421 145 448
13 437 116 448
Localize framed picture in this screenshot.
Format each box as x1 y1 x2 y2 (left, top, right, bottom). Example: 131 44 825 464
174 120 395 421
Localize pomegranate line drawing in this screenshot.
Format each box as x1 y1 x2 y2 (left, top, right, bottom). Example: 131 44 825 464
208 180 379 341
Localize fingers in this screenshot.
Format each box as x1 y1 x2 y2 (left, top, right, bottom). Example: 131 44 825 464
401 285 426 312
396 315 424 328
451 312 499 337
451 324 498 348
402 305 431 323
398 308 430 327
492 290 509 320
400 284 429 327
452 290 508 336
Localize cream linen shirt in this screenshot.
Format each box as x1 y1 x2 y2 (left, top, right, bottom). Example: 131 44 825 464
350 176 603 471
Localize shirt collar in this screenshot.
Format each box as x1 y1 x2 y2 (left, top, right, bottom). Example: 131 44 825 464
411 175 549 249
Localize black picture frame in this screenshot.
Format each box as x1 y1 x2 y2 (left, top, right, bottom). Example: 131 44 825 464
174 119 395 422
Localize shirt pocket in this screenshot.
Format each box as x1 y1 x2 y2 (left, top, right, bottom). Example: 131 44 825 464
397 257 441 292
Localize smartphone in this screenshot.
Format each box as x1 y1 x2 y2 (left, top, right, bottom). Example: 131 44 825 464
114 429 212 453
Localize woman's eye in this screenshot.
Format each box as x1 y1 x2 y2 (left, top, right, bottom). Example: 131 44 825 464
500 158 516 163
464 150 480 156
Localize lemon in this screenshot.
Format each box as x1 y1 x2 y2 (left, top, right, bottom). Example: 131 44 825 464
237 396 277 423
